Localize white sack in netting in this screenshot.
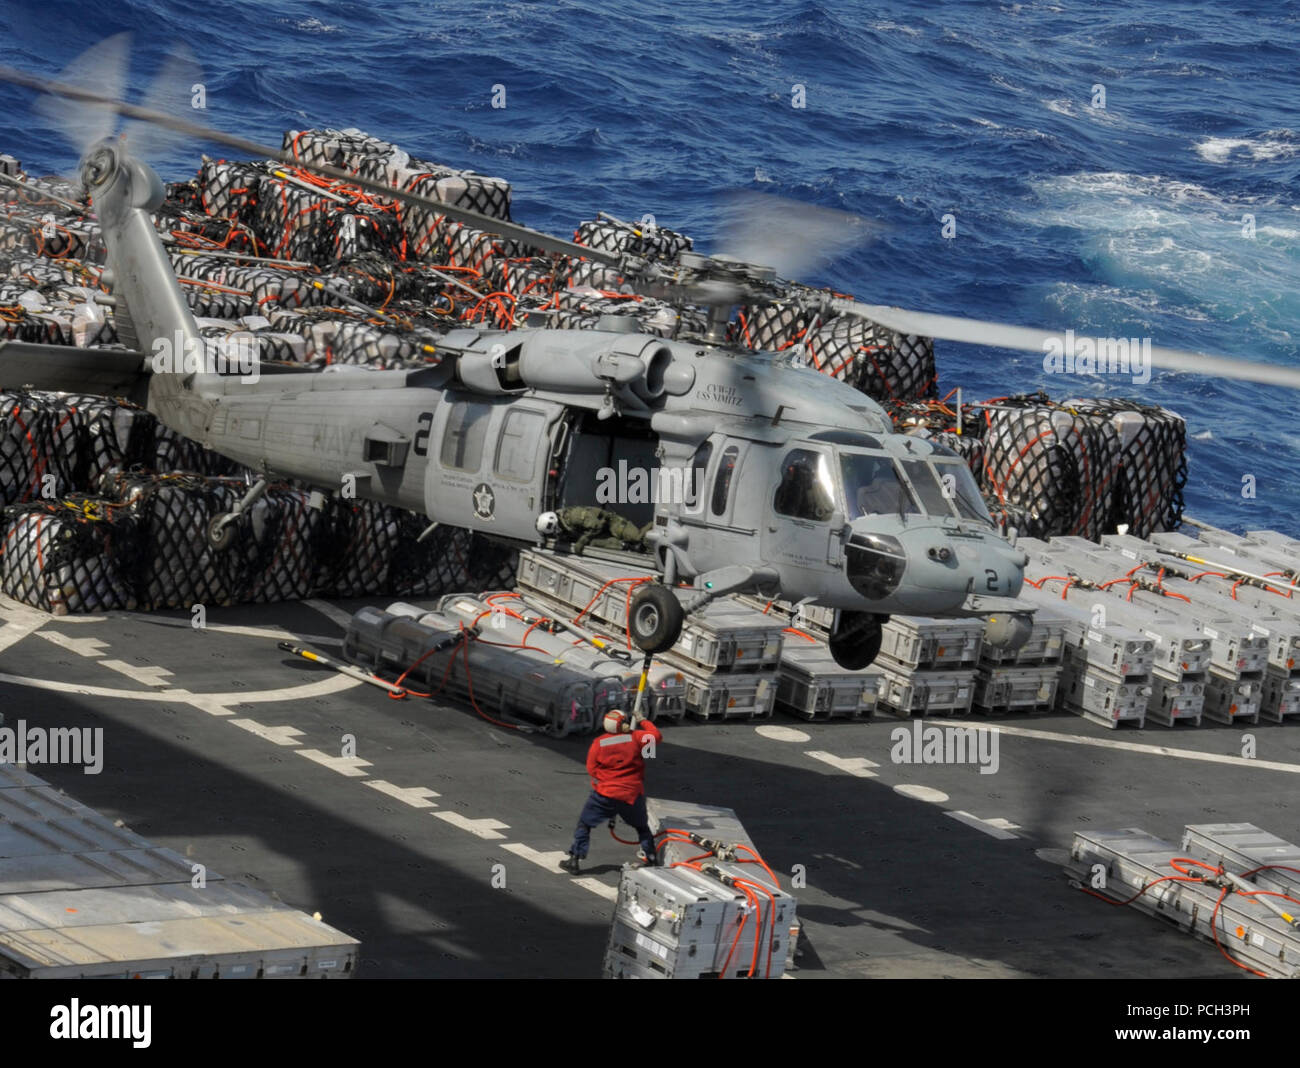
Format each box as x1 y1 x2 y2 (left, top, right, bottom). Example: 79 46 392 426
574 219 692 263
1064 397 1187 537
982 402 1121 541
737 301 820 352
805 314 937 404
0 508 139 614
0 392 84 505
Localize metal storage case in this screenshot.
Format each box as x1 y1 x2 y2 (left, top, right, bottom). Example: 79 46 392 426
972 664 1060 714
877 615 984 670
776 640 879 720
0 767 358 979
517 550 785 674
875 666 976 717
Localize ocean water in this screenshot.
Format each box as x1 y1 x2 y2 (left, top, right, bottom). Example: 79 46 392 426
0 0 1296 534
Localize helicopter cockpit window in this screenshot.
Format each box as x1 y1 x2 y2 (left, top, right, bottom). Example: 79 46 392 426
441 401 491 472
840 453 920 520
901 459 957 517
685 441 712 512
774 449 837 522
933 460 995 525
711 444 740 517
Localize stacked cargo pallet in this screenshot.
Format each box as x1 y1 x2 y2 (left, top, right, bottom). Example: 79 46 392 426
1018 577 1156 728
603 799 797 979
1145 528 1300 723
973 603 1067 715
736 598 880 721
343 599 647 736
872 615 984 718
1023 534 1274 725
0 765 358 978
1066 822 1300 978
515 551 784 722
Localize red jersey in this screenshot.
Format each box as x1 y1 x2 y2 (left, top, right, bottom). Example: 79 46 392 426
586 720 662 804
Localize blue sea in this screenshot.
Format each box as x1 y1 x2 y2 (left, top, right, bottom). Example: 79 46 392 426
1 0 1297 534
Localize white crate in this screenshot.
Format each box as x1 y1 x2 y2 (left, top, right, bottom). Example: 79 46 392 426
972 664 1060 714
876 667 976 717
666 660 777 720
878 616 984 670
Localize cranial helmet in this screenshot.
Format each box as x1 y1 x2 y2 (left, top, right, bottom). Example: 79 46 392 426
603 709 630 735
536 511 560 537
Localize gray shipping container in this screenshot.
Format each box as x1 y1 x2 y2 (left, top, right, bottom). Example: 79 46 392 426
0 767 359 979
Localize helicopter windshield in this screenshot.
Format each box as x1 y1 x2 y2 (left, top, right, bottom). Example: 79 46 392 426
932 459 994 525
839 453 920 520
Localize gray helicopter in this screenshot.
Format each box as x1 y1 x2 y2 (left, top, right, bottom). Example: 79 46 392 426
2 55 1297 670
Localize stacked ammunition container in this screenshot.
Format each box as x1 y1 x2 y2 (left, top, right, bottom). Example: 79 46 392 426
516 551 784 721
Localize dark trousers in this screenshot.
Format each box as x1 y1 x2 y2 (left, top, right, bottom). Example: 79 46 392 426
569 789 655 861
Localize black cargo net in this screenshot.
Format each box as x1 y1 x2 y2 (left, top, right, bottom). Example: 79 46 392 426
0 500 142 614
573 219 692 263
1063 397 1187 537
979 395 1122 541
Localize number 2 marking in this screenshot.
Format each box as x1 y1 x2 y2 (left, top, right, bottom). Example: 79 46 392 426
413 411 433 456
985 568 999 592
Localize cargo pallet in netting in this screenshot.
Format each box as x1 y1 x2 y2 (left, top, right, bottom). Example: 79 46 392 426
344 602 606 735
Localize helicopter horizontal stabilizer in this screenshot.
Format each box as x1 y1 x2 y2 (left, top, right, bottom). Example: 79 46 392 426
0 340 149 402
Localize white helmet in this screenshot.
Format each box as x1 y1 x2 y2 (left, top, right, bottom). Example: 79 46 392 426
536 511 560 537
603 709 630 735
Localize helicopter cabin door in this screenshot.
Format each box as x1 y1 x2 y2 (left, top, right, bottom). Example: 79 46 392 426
683 436 765 573
424 395 557 535
760 444 843 580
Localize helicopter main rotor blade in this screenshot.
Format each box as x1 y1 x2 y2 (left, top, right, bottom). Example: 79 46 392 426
0 63 616 267
127 42 203 162
714 191 882 281
836 299 1300 391
32 33 130 157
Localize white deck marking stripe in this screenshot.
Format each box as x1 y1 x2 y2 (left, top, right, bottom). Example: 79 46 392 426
946 811 1019 840
363 781 440 808
804 750 879 777
503 842 569 868
126 617 341 645
229 720 306 747
433 812 509 839
35 631 109 658
573 877 619 901
295 749 373 777
99 660 175 687
0 619 46 657
930 719 1300 774
0 671 361 705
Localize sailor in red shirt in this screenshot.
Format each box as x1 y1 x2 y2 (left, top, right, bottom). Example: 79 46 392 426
560 708 662 874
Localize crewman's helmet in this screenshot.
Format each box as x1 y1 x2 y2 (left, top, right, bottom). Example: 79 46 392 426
603 709 630 735
536 511 560 536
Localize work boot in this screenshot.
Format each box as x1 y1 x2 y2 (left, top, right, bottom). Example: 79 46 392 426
560 853 581 875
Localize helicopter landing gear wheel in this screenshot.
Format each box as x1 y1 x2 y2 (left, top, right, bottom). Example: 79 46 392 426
206 515 236 552
828 611 886 670
628 584 685 654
